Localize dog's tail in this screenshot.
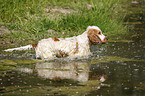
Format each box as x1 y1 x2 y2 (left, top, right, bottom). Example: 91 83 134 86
4 44 37 52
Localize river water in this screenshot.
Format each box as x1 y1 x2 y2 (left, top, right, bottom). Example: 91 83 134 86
0 1 145 96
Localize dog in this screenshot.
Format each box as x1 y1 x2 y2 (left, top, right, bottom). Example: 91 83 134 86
4 26 108 59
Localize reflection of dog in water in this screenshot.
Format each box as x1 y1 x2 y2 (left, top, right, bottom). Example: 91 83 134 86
18 62 107 82
89 71 107 82
4 26 108 60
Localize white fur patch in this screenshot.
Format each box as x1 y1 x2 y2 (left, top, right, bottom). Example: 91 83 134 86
87 26 101 31
98 34 106 41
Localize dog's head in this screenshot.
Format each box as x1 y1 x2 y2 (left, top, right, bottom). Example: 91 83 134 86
87 26 108 45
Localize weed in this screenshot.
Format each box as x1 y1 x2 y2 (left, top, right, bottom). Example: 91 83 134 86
0 0 128 46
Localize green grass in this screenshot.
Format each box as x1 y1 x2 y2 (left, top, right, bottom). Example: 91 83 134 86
0 0 128 46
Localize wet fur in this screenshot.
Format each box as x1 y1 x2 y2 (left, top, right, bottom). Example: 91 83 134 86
4 26 107 60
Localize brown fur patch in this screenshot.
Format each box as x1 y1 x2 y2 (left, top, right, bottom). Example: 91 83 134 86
56 50 68 58
87 29 102 45
32 44 38 48
72 42 79 54
52 36 60 41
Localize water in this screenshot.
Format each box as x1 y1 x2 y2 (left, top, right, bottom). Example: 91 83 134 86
0 1 145 96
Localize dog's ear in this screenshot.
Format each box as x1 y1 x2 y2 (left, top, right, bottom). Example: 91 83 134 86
87 29 102 45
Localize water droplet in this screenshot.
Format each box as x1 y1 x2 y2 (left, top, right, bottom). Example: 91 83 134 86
133 64 137 66
134 86 137 88
112 44 115 46
134 69 139 71
124 87 129 90
97 86 101 89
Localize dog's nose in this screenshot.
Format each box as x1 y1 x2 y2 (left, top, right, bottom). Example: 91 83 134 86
106 37 108 40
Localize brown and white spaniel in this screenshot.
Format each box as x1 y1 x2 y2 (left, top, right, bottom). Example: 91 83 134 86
4 26 108 59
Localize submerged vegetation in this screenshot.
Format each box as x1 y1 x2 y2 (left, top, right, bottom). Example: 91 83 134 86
0 0 128 47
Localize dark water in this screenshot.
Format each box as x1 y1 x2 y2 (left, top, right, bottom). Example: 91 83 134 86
0 1 145 96
91 2 145 96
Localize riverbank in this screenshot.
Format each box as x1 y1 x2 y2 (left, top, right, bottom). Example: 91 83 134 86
1 0 129 48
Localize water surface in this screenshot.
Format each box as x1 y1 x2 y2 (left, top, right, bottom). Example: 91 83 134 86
0 1 145 96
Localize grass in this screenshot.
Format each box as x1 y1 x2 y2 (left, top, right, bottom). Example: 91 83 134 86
0 0 128 47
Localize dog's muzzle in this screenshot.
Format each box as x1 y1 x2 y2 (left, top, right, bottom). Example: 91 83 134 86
102 37 108 44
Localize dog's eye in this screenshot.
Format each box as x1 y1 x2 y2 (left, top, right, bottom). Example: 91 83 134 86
98 31 101 35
